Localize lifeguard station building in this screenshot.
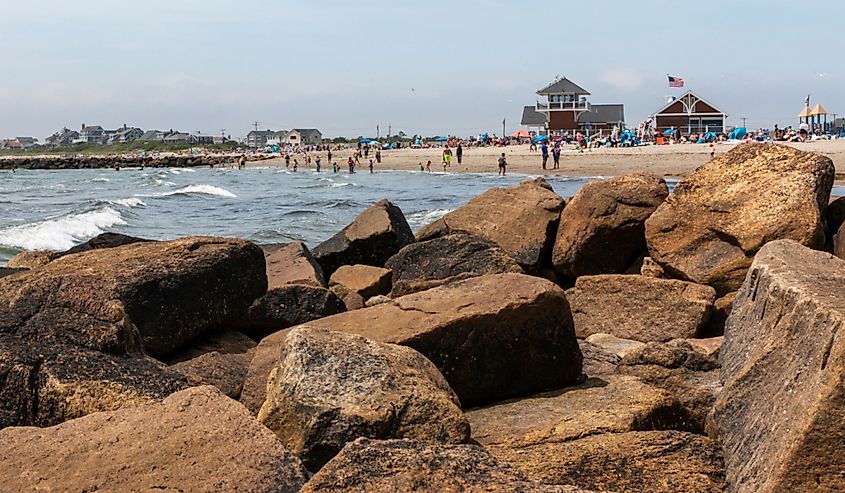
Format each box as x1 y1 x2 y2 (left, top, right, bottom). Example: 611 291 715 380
521 77 625 134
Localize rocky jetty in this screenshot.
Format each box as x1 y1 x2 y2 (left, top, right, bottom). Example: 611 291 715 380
0 153 273 170
2 143 844 492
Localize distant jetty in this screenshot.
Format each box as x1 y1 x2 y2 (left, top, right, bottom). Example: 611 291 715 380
0 154 273 170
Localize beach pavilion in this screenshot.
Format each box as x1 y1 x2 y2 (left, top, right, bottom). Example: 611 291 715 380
810 103 828 132
652 91 727 136
522 76 625 134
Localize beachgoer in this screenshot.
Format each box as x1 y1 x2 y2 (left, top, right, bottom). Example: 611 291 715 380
327 149 333 162
552 146 561 169
425 160 431 172
709 143 716 160
442 147 452 168
348 157 355 173
292 159 298 172
316 156 321 172
456 143 463 165
541 142 549 170
418 162 424 171
375 148 381 164
498 153 507 176
368 159 374 173
284 153 290 168
333 162 338 173
238 155 246 170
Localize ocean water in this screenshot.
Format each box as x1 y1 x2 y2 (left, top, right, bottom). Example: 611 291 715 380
0 167 601 266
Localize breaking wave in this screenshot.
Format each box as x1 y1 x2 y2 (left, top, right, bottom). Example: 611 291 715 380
0 207 127 252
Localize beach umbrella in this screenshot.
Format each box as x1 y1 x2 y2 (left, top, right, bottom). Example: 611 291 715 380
534 135 548 142
662 128 675 135
511 129 530 138
434 136 447 142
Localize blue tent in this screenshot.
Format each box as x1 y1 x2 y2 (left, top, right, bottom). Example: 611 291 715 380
433 136 448 142
360 138 372 144
534 135 548 142
728 128 747 140
662 128 676 135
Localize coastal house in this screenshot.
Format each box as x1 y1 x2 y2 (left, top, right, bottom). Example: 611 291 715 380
45 128 80 147
266 131 289 147
76 124 106 144
246 130 278 148
163 132 192 144
651 91 727 136
15 137 39 149
139 130 167 142
1 138 22 149
107 125 144 144
192 134 215 145
286 128 323 145
523 77 625 134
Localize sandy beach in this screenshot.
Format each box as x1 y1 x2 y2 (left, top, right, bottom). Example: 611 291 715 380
253 140 845 180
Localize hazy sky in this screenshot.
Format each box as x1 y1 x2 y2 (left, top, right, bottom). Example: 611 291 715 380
2 0 843 140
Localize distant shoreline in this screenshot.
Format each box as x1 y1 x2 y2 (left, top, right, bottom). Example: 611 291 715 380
3 140 844 182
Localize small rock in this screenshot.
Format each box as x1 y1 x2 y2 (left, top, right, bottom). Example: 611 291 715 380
640 256 667 278
265 241 327 288
584 333 646 359
365 295 390 307
329 264 392 299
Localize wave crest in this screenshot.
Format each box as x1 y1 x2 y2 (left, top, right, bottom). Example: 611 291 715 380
0 207 127 252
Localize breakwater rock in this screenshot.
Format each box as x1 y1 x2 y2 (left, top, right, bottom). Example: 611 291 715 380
0 153 273 170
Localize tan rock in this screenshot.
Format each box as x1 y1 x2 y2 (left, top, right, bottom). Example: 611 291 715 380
242 273 581 411
646 143 834 294
640 256 667 278
266 241 326 288
552 173 668 278
685 336 723 358
566 274 716 342
466 375 692 449
490 431 725 493
258 327 469 470
329 264 392 299
0 386 308 492
5 250 55 269
577 339 621 376
616 340 721 433
312 199 414 276
301 438 589 493
714 240 845 492
417 178 564 273
585 333 646 359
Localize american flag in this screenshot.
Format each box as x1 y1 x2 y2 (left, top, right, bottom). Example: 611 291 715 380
668 75 685 88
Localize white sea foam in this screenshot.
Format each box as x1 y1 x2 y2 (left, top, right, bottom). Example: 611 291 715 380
108 197 146 208
408 208 453 224
92 177 110 182
0 207 127 252
138 184 236 199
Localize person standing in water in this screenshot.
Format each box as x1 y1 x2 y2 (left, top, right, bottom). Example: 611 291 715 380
498 153 507 176
284 153 290 168
332 162 338 173
238 154 246 170
315 156 322 172
425 160 431 172
368 159 374 173
347 156 355 173
418 162 424 171
292 159 298 172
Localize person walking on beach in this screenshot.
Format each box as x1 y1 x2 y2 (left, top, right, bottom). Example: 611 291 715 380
552 146 561 169
442 147 452 168
541 141 549 170
375 148 381 164
498 153 507 176
456 143 463 165
284 153 290 168
347 157 355 174
327 148 333 163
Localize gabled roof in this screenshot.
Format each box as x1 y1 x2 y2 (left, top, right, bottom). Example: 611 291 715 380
81 125 104 132
248 130 277 137
294 128 322 135
810 103 828 116
537 77 590 96
521 106 547 126
653 91 727 116
577 104 625 124
798 106 812 118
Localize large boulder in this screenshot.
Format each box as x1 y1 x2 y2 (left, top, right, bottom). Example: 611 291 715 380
646 143 834 295
258 327 469 471
312 199 414 276
616 340 721 433
385 232 523 297
0 338 189 427
416 178 565 273
552 173 668 278
566 274 716 342
167 329 257 399
243 273 581 410
713 240 845 492
0 386 308 492
466 375 694 449
301 438 587 492
329 264 392 300
266 241 326 288
491 430 725 493
0 236 266 358
244 284 346 338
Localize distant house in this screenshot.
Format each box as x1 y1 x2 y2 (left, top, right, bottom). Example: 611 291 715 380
212 135 229 145
108 125 144 144
246 130 279 148
266 131 289 147
2 139 22 149
285 128 323 145
15 137 39 149
524 77 625 133
652 91 727 136
163 132 191 144
45 128 80 147
138 130 167 142
192 134 215 145
76 124 106 144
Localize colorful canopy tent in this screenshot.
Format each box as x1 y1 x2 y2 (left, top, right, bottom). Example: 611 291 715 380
728 127 747 140
511 129 530 139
